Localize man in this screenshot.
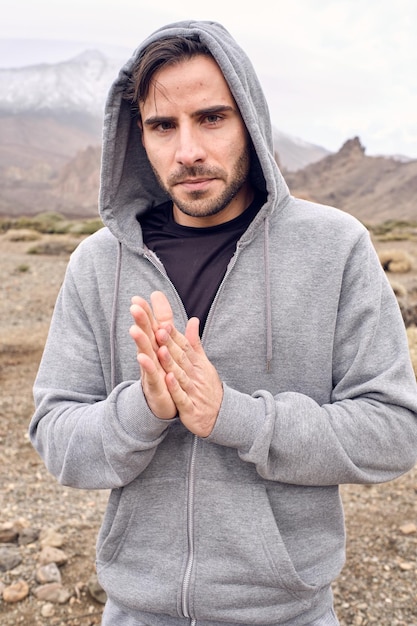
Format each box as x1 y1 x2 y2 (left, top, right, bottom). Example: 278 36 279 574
30 21 417 626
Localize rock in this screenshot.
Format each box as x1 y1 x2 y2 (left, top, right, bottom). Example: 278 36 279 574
0 522 18 543
0 544 22 572
18 526 40 545
87 573 107 604
2 579 30 603
33 582 72 604
35 561 62 584
399 523 417 535
39 528 64 548
38 546 68 566
41 602 56 617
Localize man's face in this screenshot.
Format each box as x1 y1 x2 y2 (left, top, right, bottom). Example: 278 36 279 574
139 54 253 227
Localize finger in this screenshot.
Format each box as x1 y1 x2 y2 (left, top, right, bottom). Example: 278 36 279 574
150 291 175 327
129 324 159 364
138 354 177 420
157 345 194 388
137 351 158 376
157 317 203 368
185 317 202 351
130 302 158 351
155 325 196 371
165 371 193 411
131 296 155 323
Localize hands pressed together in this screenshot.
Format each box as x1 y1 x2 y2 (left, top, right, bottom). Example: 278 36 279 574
129 291 223 438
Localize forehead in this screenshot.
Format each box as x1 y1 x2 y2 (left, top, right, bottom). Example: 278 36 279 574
140 55 236 115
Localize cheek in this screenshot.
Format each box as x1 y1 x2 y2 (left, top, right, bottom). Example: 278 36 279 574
225 134 250 165
143 142 169 178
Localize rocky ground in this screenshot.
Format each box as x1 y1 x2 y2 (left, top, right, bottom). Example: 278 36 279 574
1 229 417 626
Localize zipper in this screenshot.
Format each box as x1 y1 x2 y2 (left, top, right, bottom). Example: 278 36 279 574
201 245 241 341
178 251 241 623
144 250 198 619
181 435 198 619
144 243 241 344
143 249 189 321
143 246 241 624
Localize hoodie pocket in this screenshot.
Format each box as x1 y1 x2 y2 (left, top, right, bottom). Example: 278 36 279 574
191 480 318 620
96 477 188 616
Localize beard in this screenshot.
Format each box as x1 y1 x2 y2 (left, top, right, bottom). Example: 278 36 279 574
150 147 251 219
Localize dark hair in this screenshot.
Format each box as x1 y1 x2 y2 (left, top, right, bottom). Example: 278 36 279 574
124 36 212 113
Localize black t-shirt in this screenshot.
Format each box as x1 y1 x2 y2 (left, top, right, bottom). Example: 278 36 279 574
140 192 265 331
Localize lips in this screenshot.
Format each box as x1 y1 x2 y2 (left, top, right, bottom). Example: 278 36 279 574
177 178 215 191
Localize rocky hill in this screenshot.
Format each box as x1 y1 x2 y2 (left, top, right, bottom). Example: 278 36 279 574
272 128 330 172
284 137 417 224
0 52 334 218
0 112 101 216
1 53 416 223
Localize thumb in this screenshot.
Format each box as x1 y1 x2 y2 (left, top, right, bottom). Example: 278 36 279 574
185 317 202 350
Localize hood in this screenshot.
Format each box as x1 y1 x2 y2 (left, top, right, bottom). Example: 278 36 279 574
99 20 290 249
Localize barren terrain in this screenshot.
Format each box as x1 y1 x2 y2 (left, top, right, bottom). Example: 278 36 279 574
1 228 417 626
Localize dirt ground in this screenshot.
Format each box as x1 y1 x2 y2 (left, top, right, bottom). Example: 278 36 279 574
1 231 417 626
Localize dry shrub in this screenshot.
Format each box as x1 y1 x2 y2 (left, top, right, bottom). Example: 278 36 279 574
368 220 417 241
27 237 80 256
379 249 413 273
407 326 417 378
389 280 407 298
3 229 41 242
69 218 103 235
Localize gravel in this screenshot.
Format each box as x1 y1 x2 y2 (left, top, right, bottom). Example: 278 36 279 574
1 233 417 626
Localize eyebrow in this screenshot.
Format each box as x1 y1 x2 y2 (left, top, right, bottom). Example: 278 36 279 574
143 105 236 127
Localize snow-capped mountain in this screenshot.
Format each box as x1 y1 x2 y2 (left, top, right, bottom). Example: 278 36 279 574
0 49 331 172
0 49 121 117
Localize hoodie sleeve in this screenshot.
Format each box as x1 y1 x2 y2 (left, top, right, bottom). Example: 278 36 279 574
30 250 174 490
207 231 417 486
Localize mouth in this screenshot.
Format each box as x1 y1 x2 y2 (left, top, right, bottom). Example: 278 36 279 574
176 178 216 192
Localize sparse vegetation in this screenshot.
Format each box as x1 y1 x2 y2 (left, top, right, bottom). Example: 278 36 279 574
0 212 103 236
1 215 417 626
3 229 41 242
378 249 414 273
68 218 104 235
368 219 417 242
0 212 104 258
27 238 80 256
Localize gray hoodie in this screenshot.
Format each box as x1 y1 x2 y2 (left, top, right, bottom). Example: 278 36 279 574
30 20 417 626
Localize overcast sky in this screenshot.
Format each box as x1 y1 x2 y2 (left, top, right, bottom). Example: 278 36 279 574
1 0 417 158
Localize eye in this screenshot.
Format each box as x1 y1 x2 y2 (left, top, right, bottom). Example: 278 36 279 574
205 114 222 124
156 121 175 132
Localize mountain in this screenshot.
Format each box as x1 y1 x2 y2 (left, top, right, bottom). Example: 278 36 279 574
272 129 330 172
0 50 331 170
2 51 415 223
0 50 334 218
0 49 119 118
285 137 417 223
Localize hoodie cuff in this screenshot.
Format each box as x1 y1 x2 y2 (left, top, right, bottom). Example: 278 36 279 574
114 380 177 442
206 383 265 451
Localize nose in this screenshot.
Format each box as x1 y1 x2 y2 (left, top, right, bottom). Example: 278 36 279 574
175 125 206 166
